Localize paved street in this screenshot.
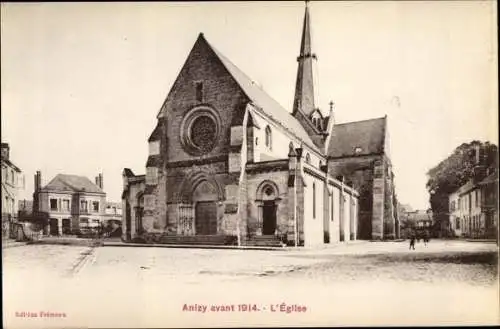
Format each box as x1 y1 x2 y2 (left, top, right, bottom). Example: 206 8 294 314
3 240 498 328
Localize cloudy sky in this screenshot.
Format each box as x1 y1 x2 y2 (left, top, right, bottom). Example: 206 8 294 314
1 1 497 209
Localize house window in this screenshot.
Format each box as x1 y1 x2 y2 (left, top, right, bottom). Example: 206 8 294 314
305 153 311 164
195 81 203 102
11 170 15 184
92 201 99 212
81 200 88 212
265 125 272 150
50 199 58 211
62 199 70 211
313 182 316 219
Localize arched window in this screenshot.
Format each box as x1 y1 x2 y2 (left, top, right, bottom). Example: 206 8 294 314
305 153 311 164
265 125 272 149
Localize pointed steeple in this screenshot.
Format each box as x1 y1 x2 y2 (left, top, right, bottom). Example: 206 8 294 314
292 1 316 117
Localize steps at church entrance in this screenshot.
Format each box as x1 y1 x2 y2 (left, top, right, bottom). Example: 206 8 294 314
245 235 284 247
158 235 237 246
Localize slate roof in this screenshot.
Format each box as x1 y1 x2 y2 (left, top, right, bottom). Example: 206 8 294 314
40 174 105 194
327 116 386 158
205 36 319 152
478 171 498 186
457 179 478 195
1 158 21 172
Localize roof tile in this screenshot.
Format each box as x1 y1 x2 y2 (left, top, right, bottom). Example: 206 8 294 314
41 174 104 194
327 117 386 158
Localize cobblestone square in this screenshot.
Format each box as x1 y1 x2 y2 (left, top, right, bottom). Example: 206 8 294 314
3 240 498 328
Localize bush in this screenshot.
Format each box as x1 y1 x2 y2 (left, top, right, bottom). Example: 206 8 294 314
131 236 147 244
224 235 238 245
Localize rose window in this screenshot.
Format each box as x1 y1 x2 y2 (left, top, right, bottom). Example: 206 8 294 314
180 107 220 155
190 116 216 151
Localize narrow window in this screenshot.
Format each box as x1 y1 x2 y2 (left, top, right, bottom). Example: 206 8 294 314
265 125 272 149
62 199 70 211
305 153 311 164
81 200 88 212
331 192 334 222
313 182 316 219
92 201 99 212
50 199 58 211
195 81 203 102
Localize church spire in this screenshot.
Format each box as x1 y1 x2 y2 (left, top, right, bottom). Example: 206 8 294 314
292 1 316 116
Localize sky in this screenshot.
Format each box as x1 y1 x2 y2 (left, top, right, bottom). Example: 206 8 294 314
1 1 497 210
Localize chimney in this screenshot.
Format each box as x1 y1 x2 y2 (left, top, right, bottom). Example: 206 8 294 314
34 171 41 191
1 143 10 160
96 173 103 189
475 144 481 164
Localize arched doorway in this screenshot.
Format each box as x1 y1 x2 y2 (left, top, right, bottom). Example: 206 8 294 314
192 180 219 235
135 194 144 235
256 181 280 236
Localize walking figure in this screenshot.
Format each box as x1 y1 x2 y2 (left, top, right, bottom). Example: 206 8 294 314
423 231 430 246
409 235 416 250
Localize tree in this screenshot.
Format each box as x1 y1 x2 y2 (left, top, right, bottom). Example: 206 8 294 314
426 141 498 236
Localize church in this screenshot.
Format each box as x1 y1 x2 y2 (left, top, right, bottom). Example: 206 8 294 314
122 2 397 246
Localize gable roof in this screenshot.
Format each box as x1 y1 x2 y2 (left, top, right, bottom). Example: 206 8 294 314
41 174 105 194
478 171 498 186
1 158 22 172
327 116 387 158
203 35 319 152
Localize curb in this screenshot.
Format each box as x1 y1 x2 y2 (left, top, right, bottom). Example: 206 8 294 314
102 242 289 251
28 239 102 247
1 241 29 249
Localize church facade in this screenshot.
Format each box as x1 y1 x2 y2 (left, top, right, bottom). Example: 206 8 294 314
122 3 396 245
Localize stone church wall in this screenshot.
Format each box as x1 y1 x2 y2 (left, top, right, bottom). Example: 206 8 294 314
158 36 249 164
328 154 395 240
245 169 289 237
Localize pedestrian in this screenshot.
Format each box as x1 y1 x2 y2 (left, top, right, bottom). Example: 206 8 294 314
423 231 430 246
409 234 416 250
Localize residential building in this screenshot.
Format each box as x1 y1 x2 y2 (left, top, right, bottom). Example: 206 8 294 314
1 143 24 220
104 201 122 223
33 171 106 236
122 3 368 246
449 170 498 239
